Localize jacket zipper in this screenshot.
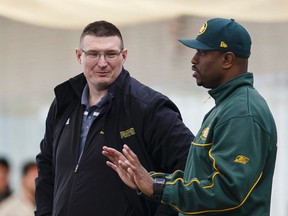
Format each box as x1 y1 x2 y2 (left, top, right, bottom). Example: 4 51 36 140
74 164 79 172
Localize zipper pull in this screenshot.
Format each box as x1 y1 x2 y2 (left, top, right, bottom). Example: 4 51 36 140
74 164 79 173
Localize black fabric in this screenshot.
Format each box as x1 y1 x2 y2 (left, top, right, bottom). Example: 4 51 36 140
35 69 194 216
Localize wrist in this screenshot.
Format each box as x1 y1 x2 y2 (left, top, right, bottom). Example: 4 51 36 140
152 178 166 201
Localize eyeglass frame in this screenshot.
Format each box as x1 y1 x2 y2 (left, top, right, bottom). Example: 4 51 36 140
81 49 123 62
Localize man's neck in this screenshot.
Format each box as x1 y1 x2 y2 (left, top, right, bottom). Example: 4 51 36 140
88 89 108 106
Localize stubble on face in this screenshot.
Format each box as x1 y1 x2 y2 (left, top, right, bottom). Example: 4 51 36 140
192 51 225 89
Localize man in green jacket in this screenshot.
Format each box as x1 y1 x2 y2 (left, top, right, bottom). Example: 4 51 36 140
102 18 277 215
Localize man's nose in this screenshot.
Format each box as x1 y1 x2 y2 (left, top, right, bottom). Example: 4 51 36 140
97 54 108 66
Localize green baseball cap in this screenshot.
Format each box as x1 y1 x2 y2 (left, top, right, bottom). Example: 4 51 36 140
179 18 251 59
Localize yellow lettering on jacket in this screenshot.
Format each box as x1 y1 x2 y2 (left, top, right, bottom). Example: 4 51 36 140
120 128 136 139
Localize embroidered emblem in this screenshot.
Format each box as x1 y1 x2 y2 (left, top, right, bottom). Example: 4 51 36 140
65 118 70 125
220 41 228 48
234 155 249 164
198 22 208 35
100 131 104 135
200 126 210 140
120 128 136 139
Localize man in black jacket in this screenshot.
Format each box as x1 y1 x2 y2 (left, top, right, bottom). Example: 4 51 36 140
35 20 194 216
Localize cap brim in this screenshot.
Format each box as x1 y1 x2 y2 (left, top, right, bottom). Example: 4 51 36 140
179 39 214 50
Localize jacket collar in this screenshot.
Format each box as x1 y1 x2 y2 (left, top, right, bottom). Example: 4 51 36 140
108 68 130 98
208 72 254 105
53 68 130 112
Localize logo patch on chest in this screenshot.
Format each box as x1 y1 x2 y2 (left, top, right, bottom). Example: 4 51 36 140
200 125 210 140
120 128 136 139
234 155 250 164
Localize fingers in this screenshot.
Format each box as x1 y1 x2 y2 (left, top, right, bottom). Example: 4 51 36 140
123 144 137 159
103 146 124 163
103 145 140 173
106 161 118 171
102 146 121 157
103 146 130 169
122 145 140 170
102 151 118 166
103 145 150 193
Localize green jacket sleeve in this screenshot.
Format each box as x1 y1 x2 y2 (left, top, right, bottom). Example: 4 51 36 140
161 116 274 215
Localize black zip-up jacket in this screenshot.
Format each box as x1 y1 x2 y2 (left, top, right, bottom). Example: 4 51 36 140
35 69 194 216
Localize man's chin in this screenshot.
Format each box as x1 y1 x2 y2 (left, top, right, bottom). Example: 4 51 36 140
195 79 202 87
90 80 110 91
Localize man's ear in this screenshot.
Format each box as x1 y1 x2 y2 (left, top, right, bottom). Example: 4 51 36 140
222 52 234 69
75 48 82 64
121 48 128 64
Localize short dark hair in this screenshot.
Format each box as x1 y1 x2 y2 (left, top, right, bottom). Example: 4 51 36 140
22 161 37 177
0 157 10 170
80 20 124 49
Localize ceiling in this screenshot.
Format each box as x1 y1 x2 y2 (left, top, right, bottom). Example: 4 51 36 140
0 0 288 29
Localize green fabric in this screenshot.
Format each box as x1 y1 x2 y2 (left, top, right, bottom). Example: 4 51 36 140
151 73 277 215
179 18 251 59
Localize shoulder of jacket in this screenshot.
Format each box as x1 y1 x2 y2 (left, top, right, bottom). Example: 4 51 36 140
128 77 168 104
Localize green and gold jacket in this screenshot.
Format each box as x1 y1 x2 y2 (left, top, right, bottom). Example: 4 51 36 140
151 72 277 216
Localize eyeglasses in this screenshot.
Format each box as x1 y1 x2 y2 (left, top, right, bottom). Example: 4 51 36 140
81 49 123 62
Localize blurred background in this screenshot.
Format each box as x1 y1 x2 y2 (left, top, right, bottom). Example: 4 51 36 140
0 0 287 215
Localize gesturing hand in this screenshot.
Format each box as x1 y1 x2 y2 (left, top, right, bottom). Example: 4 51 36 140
102 145 138 190
102 144 153 197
